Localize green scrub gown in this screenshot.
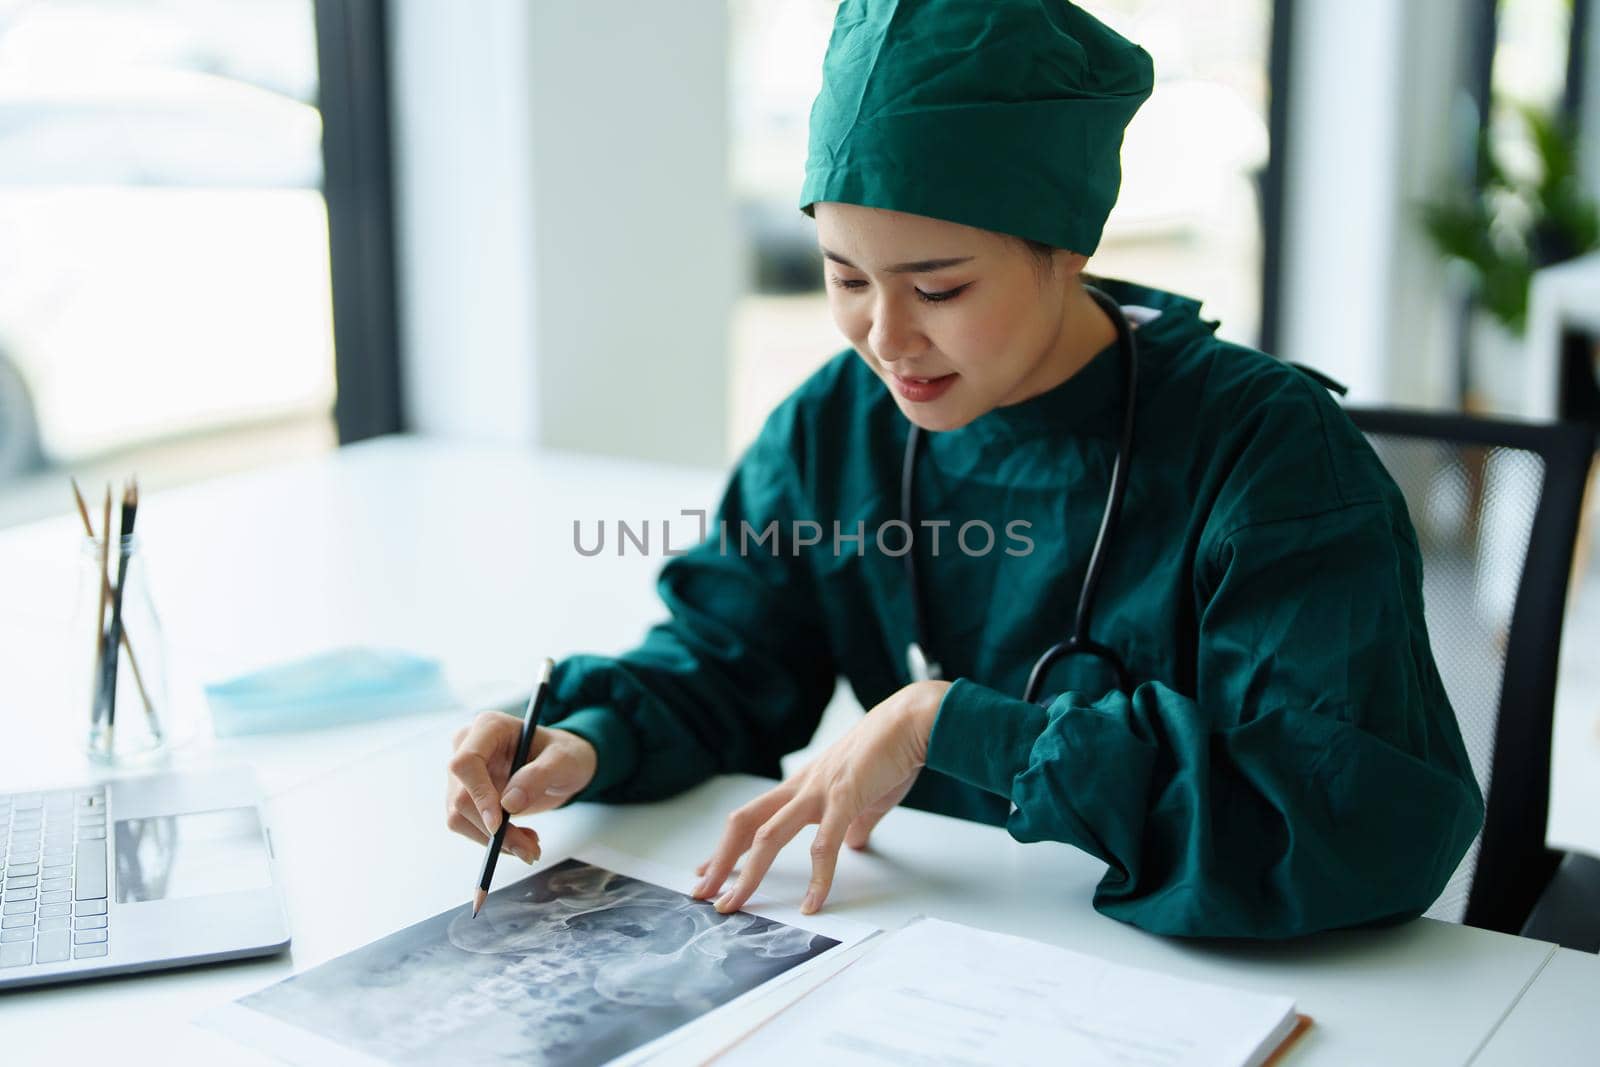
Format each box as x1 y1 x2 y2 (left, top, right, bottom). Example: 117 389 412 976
540 278 1484 939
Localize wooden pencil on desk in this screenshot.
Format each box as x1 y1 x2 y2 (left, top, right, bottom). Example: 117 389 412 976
70 478 159 736
471 657 553 918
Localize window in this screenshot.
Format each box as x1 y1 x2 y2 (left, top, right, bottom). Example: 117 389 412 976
0 0 337 526
1088 0 1272 348
1491 0 1575 116
727 0 840 456
1483 0 1580 212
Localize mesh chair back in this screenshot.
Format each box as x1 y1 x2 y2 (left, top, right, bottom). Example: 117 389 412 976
1346 408 1594 933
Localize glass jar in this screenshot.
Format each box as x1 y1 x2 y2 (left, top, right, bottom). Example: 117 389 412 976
69 533 173 764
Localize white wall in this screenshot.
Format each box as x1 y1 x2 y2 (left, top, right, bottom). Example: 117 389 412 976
389 0 1576 436
390 0 539 445
1278 0 1475 408
525 4 734 467
388 1 734 467
1278 0 1400 403
1383 0 1480 409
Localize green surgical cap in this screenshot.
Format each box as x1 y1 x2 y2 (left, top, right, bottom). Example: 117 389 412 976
799 0 1153 255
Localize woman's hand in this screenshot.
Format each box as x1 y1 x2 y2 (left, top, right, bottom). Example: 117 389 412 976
444 711 598 863
690 680 950 915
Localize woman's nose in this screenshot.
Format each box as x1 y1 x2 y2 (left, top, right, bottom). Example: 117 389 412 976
869 299 925 364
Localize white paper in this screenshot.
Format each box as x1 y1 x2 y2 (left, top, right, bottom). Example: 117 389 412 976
198 846 876 1067
631 933 886 1067
715 917 1298 1067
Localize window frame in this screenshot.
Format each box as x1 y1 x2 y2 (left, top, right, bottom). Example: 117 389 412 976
1259 0 1295 358
315 0 404 443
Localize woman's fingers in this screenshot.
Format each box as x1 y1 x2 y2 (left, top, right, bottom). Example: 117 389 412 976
715 795 816 914
445 803 541 863
699 778 888 914
500 734 590 816
445 808 490 845
844 770 918 850
685 687 935 914
802 803 855 913
444 719 584 865
447 711 523 834
449 781 491 838
843 807 886 851
505 825 542 863
449 785 535 858
692 790 790 901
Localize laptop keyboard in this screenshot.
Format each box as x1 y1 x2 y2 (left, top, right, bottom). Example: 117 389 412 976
0 788 110 968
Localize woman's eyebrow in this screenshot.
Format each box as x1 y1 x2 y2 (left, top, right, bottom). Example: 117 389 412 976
820 248 975 274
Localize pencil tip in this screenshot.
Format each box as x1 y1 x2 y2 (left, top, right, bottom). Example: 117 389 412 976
472 888 487 917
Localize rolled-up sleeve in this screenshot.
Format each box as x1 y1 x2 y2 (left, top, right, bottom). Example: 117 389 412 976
542 401 838 804
926 500 1484 938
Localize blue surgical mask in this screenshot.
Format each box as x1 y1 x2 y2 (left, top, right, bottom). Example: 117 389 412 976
204 647 452 737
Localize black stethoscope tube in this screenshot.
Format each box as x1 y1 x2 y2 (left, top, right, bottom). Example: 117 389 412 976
902 284 1138 703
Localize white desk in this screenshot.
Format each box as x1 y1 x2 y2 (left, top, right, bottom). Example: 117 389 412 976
1473 948 1600 1065
0 436 1594 1065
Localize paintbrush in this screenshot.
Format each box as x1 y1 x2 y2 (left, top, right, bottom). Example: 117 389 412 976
470 657 553 918
71 478 159 737
101 478 139 743
93 485 113 728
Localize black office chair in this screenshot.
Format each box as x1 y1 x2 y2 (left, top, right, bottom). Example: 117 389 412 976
1345 407 1597 944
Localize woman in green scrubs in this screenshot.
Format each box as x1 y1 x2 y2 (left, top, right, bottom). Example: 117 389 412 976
444 0 1483 938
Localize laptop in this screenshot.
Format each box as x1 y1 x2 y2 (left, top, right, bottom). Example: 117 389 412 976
0 765 290 989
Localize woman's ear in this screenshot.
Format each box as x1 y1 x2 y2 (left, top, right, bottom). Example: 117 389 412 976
1058 250 1089 277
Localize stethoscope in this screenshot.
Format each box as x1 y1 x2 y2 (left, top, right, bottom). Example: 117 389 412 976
901 284 1139 703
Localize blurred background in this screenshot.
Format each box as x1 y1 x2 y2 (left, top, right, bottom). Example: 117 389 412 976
0 0 1594 518
4 0 1598 925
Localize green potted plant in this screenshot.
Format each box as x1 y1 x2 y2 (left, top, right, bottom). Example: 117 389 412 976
1422 102 1600 414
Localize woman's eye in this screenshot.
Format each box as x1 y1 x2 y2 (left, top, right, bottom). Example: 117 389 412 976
915 284 970 304
827 276 968 303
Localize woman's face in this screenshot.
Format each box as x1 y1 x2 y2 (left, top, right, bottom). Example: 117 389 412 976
814 202 1090 431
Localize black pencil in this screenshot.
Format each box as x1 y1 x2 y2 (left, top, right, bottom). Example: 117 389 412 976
471 657 553 918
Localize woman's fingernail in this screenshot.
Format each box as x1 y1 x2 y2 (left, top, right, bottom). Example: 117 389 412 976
502 788 528 812
801 891 818 914
480 807 498 832
692 877 711 897
715 891 734 912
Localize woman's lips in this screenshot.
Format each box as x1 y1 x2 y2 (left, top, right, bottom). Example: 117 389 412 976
891 372 958 403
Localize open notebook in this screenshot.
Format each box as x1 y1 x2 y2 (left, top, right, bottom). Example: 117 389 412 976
711 917 1310 1067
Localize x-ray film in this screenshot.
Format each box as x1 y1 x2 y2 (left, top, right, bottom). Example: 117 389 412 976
202 846 871 1067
